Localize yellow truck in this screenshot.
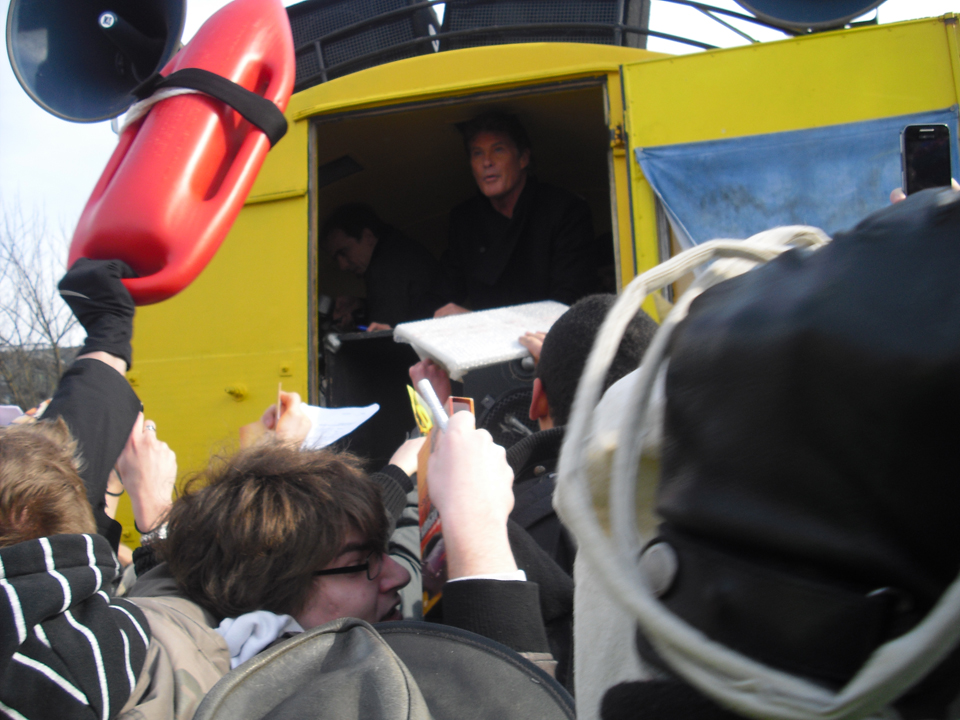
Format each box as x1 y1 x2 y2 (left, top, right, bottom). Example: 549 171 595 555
120 6 960 544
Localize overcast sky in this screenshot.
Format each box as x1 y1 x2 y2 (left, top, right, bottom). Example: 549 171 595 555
0 0 956 234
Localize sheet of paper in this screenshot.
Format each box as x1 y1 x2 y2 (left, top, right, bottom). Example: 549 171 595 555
0 406 24 426
300 403 379 450
393 301 568 380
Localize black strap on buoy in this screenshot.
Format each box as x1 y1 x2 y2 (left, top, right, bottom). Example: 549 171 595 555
133 68 288 147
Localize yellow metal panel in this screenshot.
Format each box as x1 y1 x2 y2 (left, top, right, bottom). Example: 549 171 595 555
131 350 307 475
129 196 309 542
247 114 309 201
623 17 959 148
289 43 666 120
115 495 137 550
620 17 960 289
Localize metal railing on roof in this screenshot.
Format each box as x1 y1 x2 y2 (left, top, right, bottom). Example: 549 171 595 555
287 0 802 91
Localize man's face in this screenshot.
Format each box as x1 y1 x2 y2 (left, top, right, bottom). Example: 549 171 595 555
468 131 530 201
324 228 377 275
294 529 410 629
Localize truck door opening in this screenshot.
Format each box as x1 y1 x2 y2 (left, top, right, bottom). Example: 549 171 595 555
308 79 614 464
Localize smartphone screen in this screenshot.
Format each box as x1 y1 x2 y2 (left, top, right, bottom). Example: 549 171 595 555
901 124 952 195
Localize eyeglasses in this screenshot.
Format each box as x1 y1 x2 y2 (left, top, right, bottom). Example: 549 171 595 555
313 550 383 582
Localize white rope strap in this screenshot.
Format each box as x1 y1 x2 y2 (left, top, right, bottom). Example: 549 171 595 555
118 87 204 134
557 225 960 719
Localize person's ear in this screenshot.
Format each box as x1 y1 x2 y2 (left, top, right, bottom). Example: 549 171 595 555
519 148 531 171
529 378 550 421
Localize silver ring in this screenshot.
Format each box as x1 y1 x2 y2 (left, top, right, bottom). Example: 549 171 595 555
144 423 157 432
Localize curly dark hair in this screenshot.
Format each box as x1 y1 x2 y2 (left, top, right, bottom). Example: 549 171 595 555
538 294 658 427
160 445 388 619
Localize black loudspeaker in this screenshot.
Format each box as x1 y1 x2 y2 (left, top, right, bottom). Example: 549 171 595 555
466 358 537 448
477 386 539 449
287 0 439 91
439 0 652 52
733 0 886 31
6 0 185 121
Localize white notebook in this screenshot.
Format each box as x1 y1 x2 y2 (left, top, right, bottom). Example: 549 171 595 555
393 301 568 380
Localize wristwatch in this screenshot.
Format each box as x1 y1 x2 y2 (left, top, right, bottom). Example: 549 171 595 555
137 522 168 545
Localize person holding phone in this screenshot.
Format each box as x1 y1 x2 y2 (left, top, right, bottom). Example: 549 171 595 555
891 123 957 202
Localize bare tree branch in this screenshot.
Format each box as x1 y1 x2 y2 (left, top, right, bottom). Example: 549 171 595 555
0 201 79 409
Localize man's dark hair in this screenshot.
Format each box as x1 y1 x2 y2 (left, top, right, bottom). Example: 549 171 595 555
538 294 658 427
160 444 389 620
321 203 389 246
460 111 532 156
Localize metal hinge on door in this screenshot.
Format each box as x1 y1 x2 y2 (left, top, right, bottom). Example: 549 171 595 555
610 124 626 157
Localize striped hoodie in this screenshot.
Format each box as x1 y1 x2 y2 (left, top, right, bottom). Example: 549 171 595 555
0 533 150 720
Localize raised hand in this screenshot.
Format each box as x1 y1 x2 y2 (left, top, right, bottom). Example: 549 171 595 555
116 413 177 533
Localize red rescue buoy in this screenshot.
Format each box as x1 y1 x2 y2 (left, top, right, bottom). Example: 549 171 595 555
69 0 295 305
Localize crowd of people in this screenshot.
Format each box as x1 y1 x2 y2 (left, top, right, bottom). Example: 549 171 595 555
0 245 618 718
0 246 656 717
3 105 960 720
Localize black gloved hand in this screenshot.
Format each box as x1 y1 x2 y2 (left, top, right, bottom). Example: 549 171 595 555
58 258 137 369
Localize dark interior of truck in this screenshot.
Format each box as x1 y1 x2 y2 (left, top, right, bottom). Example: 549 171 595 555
312 81 614 299
310 81 616 465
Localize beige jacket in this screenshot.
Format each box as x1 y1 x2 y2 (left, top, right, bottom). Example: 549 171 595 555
118 595 230 720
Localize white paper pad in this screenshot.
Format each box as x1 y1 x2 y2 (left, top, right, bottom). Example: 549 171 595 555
301 403 379 450
393 301 568 380
0 406 24 426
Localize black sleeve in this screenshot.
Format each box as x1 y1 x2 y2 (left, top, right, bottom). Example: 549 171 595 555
406 243 444 323
437 519 576 657
387 235 442 326
548 196 596 305
131 545 160 577
370 464 415 525
427 207 470 310
441 578 550 654
506 519 573 625
506 519 574 687
44 359 142 549
389 486 422 620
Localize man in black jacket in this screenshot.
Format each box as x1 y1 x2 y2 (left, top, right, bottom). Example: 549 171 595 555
321 203 439 330
432 112 597 317
512 294 658 576
412 294 657 575
410 295 657 690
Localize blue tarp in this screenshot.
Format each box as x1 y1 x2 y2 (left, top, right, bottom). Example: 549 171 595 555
635 107 960 248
